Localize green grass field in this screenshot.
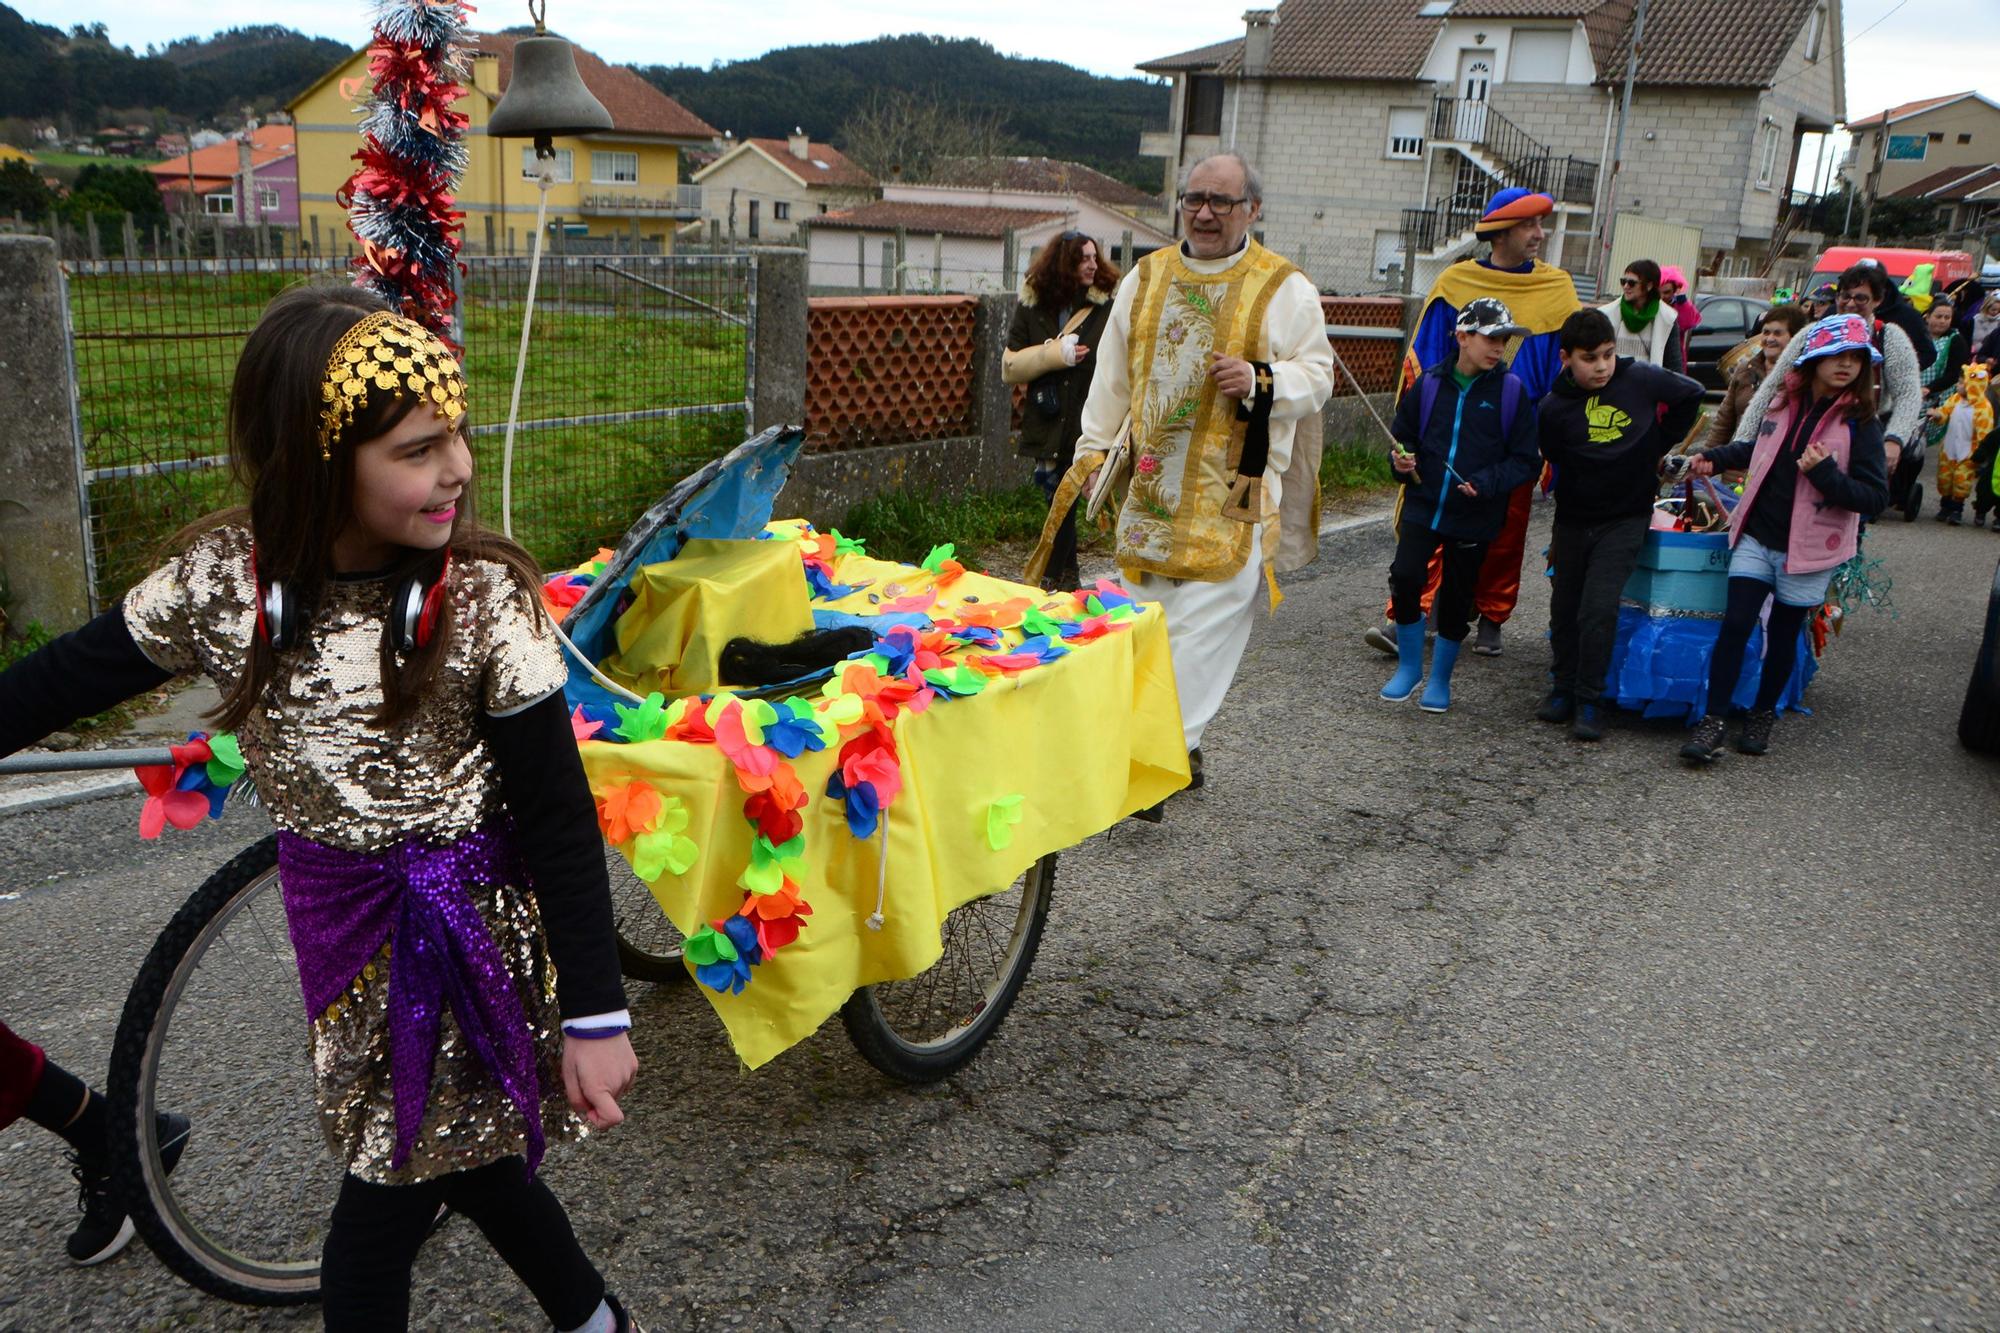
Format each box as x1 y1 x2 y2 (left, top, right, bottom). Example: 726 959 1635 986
67 268 750 598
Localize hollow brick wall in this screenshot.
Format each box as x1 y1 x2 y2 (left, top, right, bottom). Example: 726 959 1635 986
1322 296 1406 396
804 295 978 451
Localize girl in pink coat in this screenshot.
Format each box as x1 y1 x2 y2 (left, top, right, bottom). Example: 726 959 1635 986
1679 314 1890 762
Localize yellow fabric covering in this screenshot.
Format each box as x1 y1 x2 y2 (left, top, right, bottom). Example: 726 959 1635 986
578 523 1189 1069
603 538 815 696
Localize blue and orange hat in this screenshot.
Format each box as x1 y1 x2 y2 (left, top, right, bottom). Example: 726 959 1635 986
1474 187 1554 237
1796 314 1882 367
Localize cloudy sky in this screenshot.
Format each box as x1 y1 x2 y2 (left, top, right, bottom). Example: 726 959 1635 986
18 0 1996 173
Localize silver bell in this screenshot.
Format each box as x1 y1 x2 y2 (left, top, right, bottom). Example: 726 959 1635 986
487 35 613 141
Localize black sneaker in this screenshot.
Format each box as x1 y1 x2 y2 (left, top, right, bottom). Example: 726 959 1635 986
1187 747 1204 790
1735 708 1776 755
1362 622 1398 656
1570 703 1604 742
1535 690 1574 724
1679 713 1728 765
1472 616 1503 656
1127 802 1165 824
64 1110 190 1266
1975 511 1988 528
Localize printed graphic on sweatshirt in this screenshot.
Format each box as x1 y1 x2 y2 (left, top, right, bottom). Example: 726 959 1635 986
1584 395 1633 443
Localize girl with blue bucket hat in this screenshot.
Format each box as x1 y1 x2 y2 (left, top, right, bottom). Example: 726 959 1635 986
1679 314 1891 763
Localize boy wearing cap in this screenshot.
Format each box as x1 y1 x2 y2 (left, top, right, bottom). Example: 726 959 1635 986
1536 308 1706 740
1364 186 1580 659
1380 297 1543 712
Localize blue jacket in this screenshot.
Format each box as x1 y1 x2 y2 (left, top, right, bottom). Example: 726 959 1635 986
1390 361 1543 541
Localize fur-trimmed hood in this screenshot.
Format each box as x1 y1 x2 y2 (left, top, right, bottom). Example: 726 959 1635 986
1018 280 1113 309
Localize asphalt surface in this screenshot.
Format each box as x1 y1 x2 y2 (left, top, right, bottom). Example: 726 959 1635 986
2 489 1997 1331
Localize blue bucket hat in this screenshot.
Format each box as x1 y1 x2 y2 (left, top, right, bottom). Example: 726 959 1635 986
1796 313 1883 367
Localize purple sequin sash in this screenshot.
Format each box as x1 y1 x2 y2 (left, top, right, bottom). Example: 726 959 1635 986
275 821 545 1174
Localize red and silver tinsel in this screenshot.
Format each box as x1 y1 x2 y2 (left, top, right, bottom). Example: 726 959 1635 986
339 0 472 344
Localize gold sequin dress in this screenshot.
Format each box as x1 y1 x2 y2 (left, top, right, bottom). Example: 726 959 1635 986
124 526 583 1183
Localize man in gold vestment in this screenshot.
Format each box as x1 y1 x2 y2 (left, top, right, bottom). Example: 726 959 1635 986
1066 152 1333 788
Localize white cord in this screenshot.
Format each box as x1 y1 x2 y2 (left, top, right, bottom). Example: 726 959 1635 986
866 808 888 931
501 165 554 541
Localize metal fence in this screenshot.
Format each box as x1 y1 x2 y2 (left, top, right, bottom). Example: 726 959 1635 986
64 253 754 607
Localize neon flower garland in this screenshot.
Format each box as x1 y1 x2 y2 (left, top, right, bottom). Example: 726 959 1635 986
342 0 471 341
566 520 1147 998
133 732 244 839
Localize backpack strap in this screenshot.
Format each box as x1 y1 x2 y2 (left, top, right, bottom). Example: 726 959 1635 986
1500 373 1525 436
1419 373 1442 438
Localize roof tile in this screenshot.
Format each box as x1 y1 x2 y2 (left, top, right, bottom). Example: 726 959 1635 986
739 137 875 189
928 156 1158 212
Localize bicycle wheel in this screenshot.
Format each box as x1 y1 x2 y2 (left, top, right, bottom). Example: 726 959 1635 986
106 836 332 1306
840 853 1056 1083
608 843 687 984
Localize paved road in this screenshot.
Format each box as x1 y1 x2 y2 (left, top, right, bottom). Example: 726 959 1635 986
3 494 1997 1331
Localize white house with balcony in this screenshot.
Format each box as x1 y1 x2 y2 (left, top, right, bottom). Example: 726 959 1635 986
1139 0 1842 292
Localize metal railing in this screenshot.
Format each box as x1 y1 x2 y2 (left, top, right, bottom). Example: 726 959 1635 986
1429 95 1598 204
1401 191 1486 255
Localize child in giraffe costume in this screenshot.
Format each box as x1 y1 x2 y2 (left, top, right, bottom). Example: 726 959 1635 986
1935 362 1995 524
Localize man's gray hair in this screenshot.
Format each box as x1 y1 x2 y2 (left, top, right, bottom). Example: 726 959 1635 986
1180 152 1263 205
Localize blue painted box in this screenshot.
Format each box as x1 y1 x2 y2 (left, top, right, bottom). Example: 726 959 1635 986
1621 529 1732 616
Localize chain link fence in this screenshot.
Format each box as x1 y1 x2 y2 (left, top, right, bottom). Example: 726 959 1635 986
65 252 753 606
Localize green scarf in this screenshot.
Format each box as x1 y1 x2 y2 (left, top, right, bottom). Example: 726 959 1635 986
1617 295 1660 333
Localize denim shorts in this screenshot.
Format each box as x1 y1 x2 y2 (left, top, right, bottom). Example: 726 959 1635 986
1729 533 1835 607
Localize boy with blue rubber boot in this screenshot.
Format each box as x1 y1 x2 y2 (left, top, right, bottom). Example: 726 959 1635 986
1536 308 1705 740
1382 298 1543 711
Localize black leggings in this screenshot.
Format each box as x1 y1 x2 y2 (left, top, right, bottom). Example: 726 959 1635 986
1705 576 1813 715
320 1157 604 1331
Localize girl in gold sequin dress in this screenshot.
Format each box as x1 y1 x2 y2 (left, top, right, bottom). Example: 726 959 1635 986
0 288 644 1333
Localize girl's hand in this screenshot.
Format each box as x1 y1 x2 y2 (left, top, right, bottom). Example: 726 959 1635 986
1456 481 1479 497
1391 448 1417 476
1687 454 1715 477
1798 442 1830 471
561 1033 637 1130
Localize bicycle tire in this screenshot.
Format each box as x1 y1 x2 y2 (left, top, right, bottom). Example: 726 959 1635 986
106 835 326 1306
607 843 688 985
840 853 1056 1083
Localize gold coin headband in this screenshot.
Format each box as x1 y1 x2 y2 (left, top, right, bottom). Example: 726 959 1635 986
317 311 468 460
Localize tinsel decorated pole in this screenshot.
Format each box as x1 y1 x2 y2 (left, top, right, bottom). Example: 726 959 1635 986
340 0 471 346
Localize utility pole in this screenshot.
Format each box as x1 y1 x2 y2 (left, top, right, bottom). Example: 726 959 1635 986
1858 118 1887 245
1594 0 1649 284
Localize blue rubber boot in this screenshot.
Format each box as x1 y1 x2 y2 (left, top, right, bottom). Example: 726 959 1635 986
1379 621 1426 702
1419 635 1463 713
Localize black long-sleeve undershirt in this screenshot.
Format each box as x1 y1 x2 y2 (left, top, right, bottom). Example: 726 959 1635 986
0 612 626 1019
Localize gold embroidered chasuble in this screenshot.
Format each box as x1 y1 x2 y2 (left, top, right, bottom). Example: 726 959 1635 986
1115 241 1301 583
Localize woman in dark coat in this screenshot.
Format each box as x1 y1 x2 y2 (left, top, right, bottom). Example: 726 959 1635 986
1004 231 1120 589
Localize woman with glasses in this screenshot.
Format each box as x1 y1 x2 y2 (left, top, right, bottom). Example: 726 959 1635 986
1004 230 1121 590
1594 259 1687 372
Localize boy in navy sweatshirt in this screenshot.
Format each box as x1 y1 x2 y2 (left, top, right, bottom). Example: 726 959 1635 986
1381 297 1543 713
1536 308 1705 739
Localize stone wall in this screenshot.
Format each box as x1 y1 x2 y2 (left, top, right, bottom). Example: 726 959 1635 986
0 237 92 632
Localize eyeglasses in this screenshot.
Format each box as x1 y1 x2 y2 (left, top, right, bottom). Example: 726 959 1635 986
1619 277 1642 288
1178 192 1248 216
1836 290 1876 308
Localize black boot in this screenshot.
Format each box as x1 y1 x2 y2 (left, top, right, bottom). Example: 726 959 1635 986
1679 713 1727 765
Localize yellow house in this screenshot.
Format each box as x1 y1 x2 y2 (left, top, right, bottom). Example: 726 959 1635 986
0 144 38 166
288 32 717 254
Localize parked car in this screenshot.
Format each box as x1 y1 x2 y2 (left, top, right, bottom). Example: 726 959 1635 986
1959 558 2000 753
1687 292 1770 392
